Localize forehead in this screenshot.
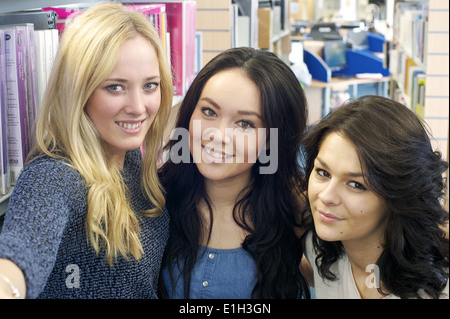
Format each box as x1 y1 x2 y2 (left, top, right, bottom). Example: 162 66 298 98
111 35 159 74
200 69 261 112
317 132 363 175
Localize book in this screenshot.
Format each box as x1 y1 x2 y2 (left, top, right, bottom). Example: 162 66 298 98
412 73 426 120
3 25 30 183
163 1 197 96
124 4 170 66
394 2 428 64
195 31 203 76
23 24 38 151
0 11 57 30
42 7 82 34
233 0 258 48
0 29 11 195
33 28 59 112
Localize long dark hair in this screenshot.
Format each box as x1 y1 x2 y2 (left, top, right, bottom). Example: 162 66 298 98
302 95 449 298
159 47 310 298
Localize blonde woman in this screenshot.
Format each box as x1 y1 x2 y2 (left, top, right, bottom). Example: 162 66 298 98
0 3 172 298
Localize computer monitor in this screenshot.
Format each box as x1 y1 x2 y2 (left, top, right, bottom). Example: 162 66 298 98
323 40 347 71
310 23 342 41
347 28 369 50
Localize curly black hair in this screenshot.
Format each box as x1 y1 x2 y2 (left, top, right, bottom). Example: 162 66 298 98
302 95 449 298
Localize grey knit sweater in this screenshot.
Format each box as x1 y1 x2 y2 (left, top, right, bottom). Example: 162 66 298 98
0 149 169 298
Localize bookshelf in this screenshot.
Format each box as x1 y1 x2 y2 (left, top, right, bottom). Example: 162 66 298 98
257 1 292 63
0 0 198 209
195 0 292 67
1 0 293 212
390 0 449 207
390 0 449 161
194 0 232 67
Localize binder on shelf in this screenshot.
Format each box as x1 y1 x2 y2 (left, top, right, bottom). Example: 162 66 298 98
413 74 426 120
3 25 31 182
42 7 82 34
233 0 259 48
124 4 168 51
394 1 428 64
34 28 59 111
163 1 196 96
0 29 10 195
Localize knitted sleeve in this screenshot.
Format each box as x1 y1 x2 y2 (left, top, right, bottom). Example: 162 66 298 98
0 156 86 298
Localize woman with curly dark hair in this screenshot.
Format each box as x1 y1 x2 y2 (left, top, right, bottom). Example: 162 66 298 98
302 95 449 299
158 47 310 299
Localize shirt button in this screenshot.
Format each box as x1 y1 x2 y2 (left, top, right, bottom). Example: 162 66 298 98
202 281 209 287
208 253 215 259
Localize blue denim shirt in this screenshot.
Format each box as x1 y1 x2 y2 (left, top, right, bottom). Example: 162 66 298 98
161 246 257 299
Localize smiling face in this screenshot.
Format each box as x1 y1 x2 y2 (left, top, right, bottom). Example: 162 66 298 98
189 68 265 185
308 132 388 247
85 34 161 168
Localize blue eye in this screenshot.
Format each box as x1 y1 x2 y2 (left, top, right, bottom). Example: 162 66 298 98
201 107 217 118
144 82 159 92
107 84 124 93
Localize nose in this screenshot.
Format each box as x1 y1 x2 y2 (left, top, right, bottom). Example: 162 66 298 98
125 88 146 115
205 120 232 146
317 180 341 206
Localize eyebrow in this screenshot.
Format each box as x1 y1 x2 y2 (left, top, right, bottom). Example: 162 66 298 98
315 157 365 178
200 97 262 119
104 76 161 83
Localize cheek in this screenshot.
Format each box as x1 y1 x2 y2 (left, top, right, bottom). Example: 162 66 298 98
85 95 114 126
234 131 263 162
307 176 320 201
353 198 387 222
146 94 162 117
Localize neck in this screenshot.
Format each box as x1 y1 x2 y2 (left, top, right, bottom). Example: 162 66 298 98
342 238 386 299
343 240 383 272
199 174 252 249
204 175 252 214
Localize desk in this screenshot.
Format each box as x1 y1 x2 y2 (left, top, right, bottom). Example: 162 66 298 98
304 76 390 124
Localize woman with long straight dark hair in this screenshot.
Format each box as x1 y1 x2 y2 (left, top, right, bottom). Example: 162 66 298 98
302 95 449 299
159 47 310 299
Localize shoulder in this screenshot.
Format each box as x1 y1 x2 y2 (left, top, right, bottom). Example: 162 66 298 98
22 155 83 184
12 155 86 205
303 231 315 263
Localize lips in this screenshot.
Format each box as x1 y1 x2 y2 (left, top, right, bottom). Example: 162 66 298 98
318 210 343 223
116 120 144 130
201 144 234 163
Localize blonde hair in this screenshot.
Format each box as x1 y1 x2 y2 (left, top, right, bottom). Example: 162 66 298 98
29 2 173 264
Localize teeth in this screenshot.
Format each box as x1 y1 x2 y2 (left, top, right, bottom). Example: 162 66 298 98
117 121 142 129
204 147 231 159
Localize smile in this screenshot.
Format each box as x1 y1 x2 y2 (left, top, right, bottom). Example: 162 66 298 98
202 145 234 160
116 120 144 130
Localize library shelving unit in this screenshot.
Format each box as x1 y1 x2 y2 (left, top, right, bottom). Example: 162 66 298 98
1 0 294 215
257 0 292 63
1 0 199 214
195 0 292 67
389 0 449 209
390 0 449 159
